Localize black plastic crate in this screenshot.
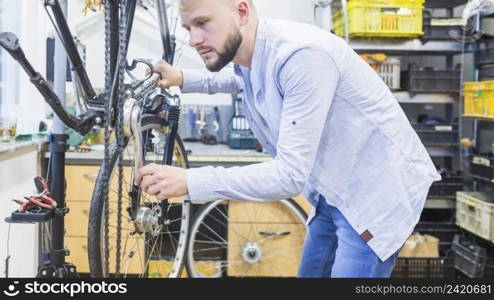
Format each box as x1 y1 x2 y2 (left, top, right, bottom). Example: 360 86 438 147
412 123 459 145
486 258 494 279
401 66 461 93
452 235 488 278
470 155 494 181
414 222 460 255
475 37 494 66
427 176 463 199
391 257 455 278
479 66 494 81
422 11 468 40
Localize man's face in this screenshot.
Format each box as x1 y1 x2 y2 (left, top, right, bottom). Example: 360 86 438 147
180 0 243 72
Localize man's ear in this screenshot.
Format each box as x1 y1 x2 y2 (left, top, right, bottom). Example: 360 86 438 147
237 1 250 25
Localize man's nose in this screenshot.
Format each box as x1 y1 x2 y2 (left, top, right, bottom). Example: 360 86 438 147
189 28 204 48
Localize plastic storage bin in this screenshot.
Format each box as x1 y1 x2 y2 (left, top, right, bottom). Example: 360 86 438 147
412 123 459 145
475 37 494 66
456 191 494 243
401 67 461 93
332 0 425 38
391 257 454 278
463 81 494 117
470 155 494 181
360 55 401 90
422 11 467 40
479 66 494 82
452 234 488 278
427 176 463 199
377 57 401 90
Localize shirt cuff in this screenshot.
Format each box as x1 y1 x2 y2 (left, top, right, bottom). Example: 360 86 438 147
181 69 204 93
186 166 218 203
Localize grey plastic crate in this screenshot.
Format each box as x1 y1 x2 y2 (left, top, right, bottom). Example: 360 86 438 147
422 11 469 41
475 38 494 66
479 66 494 81
485 258 494 279
428 176 464 199
401 68 461 93
412 123 459 145
452 235 488 278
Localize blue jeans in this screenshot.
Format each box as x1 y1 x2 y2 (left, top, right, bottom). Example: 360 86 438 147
297 195 399 278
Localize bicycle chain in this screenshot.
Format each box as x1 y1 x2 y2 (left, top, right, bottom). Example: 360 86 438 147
99 0 128 277
104 0 112 96
101 0 111 277
115 0 129 277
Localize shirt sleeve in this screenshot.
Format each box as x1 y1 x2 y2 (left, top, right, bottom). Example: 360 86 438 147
181 67 243 94
185 46 340 203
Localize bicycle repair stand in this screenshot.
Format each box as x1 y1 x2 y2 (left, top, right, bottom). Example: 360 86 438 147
4 0 77 278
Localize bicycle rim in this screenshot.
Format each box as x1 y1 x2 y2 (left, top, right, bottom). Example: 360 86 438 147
186 199 307 278
88 115 191 278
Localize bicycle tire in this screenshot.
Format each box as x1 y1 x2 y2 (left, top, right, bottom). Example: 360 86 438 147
88 115 191 278
186 198 307 278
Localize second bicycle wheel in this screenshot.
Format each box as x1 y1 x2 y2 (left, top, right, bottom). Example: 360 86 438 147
88 115 191 278
186 199 307 277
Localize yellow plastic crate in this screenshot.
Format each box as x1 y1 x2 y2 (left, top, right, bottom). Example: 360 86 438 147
463 81 494 117
456 191 494 243
332 0 425 38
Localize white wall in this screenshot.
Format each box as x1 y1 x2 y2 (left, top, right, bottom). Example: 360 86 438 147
1 1 50 135
253 0 316 24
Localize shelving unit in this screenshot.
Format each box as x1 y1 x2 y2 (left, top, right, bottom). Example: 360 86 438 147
454 4 494 279
330 0 481 277
331 0 471 189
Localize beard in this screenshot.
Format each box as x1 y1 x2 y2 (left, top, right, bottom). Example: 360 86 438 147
204 26 243 72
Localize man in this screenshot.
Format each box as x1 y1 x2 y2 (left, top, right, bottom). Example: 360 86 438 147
134 0 441 277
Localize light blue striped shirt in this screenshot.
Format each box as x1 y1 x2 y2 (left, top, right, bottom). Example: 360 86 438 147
183 18 441 261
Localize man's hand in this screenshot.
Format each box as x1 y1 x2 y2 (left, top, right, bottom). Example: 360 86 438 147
154 60 184 89
134 163 188 201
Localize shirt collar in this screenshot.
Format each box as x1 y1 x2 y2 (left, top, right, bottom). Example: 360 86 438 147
234 18 267 76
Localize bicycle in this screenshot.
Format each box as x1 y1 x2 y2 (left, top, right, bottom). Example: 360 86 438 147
1 0 308 278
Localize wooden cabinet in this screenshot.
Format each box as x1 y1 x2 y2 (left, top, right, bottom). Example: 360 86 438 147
63 163 312 276
64 165 145 274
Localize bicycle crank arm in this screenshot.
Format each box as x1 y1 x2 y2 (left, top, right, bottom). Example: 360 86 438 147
0 32 101 135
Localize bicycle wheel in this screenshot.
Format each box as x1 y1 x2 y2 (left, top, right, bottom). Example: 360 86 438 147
186 199 307 277
88 115 191 278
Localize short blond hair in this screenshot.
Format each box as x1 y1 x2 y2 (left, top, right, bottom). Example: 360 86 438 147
179 0 254 11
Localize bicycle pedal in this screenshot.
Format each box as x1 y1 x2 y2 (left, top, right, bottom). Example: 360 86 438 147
5 209 55 223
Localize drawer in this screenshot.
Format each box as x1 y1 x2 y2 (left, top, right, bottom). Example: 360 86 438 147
65 165 100 201
66 236 144 274
65 199 138 238
226 222 306 277
66 165 185 204
65 201 90 237
228 198 308 223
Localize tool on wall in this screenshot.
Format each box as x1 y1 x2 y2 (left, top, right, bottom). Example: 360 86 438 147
227 95 257 149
